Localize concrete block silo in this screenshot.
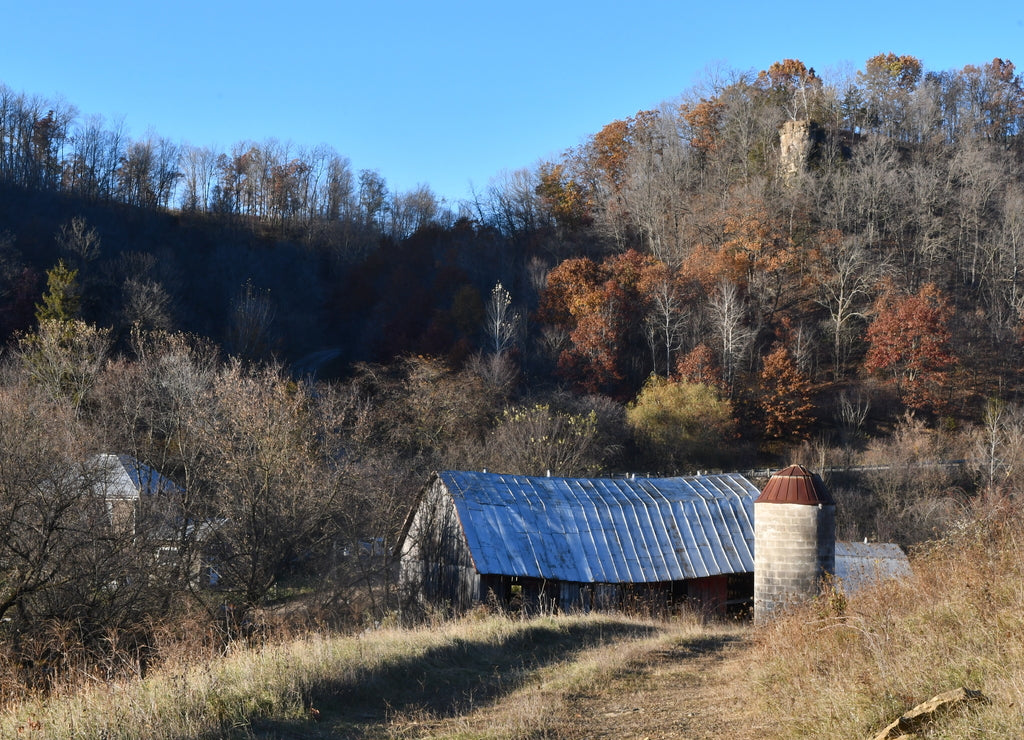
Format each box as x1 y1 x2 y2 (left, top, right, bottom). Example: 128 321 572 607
754 465 835 624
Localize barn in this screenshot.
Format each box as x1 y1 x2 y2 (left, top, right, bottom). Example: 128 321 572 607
397 469 760 615
398 466 913 618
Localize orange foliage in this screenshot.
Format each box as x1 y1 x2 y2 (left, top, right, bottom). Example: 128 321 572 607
675 343 723 393
682 98 724 154
758 344 815 441
591 119 631 187
538 250 662 396
864 283 957 412
756 59 819 90
864 52 923 90
682 203 803 294
535 162 591 229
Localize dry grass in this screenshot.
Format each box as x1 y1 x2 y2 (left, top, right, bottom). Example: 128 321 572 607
743 508 1024 738
8 512 1024 739
0 611 692 739
388 614 754 739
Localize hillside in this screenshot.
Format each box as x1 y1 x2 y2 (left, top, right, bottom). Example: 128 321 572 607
3 53 1024 702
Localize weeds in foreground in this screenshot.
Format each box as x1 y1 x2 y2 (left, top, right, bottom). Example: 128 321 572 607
746 511 1024 737
0 611 683 739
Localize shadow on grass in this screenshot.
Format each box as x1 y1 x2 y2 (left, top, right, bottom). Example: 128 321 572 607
225 618 661 739
659 633 744 660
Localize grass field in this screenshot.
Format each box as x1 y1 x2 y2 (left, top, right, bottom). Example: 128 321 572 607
0 611 742 739
3 511 1023 738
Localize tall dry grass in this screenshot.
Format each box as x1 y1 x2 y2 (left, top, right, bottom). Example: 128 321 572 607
0 610 671 739
745 504 1024 737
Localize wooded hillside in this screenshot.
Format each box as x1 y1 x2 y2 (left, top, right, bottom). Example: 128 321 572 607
0 53 1023 687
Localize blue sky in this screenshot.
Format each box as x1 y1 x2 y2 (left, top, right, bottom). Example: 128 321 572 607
3 1 1022 205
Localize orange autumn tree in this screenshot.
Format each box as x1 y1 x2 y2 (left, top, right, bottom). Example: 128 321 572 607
675 343 724 394
535 161 591 230
864 283 957 412
755 58 821 120
537 249 661 397
682 199 813 340
758 344 815 441
682 98 725 156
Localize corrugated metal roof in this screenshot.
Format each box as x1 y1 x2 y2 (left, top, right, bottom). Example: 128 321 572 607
834 541 911 593
756 464 835 505
90 454 183 500
438 470 758 584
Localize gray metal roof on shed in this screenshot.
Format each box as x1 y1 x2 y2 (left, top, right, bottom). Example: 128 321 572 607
834 541 912 593
437 470 758 584
90 454 183 500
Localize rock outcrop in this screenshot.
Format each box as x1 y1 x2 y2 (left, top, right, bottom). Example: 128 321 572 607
779 120 813 181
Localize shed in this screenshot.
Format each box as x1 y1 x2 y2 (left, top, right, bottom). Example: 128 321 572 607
88 454 183 534
834 541 912 594
86 455 224 583
397 470 760 614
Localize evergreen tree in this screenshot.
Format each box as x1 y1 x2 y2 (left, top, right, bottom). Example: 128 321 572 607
35 259 80 324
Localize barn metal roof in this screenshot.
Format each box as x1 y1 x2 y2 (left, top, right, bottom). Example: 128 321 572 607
834 541 912 593
437 470 758 584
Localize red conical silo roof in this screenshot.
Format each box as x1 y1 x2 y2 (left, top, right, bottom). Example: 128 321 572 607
756 464 835 505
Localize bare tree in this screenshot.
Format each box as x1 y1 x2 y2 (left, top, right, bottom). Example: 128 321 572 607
56 217 101 266
187 363 347 610
0 382 92 624
643 266 689 377
477 402 603 477
225 280 276 360
816 233 885 378
968 400 1024 495
388 184 439 239
484 282 520 355
178 144 219 212
708 280 753 397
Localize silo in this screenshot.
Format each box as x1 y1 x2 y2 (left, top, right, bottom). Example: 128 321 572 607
754 465 835 624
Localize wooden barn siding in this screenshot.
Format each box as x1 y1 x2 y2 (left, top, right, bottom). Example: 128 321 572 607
400 477 480 611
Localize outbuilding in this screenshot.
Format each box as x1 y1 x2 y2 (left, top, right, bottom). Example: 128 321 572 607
397 469 760 615
398 466 913 619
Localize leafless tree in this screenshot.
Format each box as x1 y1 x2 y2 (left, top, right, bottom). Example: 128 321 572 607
643 268 689 377
178 144 219 212
186 362 348 609
0 382 93 624
816 234 886 378
708 280 753 397
56 216 101 266
484 282 520 355
225 280 275 360
968 401 1024 495
475 402 603 477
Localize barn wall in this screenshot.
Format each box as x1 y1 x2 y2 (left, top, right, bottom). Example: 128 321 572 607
686 575 729 615
400 478 480 611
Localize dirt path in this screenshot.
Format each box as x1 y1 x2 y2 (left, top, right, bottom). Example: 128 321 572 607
286 618 781 740
379 623 781 740
543 632 776 740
